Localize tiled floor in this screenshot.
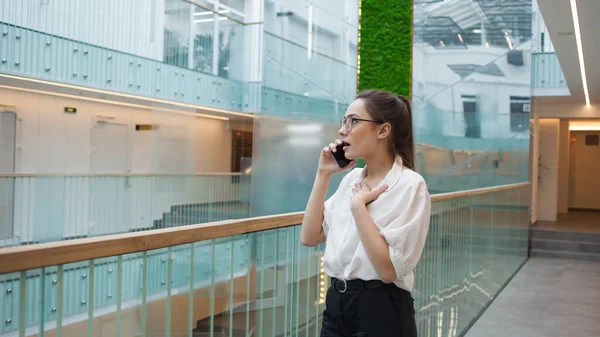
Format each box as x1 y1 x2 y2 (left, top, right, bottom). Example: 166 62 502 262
535 210 600 233
464 257 600 337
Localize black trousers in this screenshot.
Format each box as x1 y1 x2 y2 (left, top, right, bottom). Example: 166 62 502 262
320 279 417 337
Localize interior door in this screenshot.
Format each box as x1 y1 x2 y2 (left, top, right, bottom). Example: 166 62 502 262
570 132 600 210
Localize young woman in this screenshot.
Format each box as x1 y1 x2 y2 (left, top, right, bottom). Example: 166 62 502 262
301 90 431 337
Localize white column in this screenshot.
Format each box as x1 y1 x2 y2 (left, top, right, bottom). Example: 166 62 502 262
188 3 195 69
537 118 560 222
212 1 220 76
557 120 570 213
530 107 540 224
244 0 264 83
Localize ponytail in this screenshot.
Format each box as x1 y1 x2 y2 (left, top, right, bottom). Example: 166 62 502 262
356 90 416 170
393 95 415 170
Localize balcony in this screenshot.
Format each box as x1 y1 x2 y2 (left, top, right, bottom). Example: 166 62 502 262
0 3 355 120
0 182 529 337
531 52 570 96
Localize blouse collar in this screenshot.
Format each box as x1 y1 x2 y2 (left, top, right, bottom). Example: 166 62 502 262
350 156 404 190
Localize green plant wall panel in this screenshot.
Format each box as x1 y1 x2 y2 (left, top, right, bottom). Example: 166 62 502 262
357 0 412 97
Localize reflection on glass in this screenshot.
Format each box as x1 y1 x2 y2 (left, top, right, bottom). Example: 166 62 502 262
413 0 532 193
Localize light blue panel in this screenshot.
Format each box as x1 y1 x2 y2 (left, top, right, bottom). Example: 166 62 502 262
262 33 356 105
532 52 567 88
32 177 65 243
0 21 258 113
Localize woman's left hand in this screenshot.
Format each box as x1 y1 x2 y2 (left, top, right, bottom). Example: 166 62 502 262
351 182 388 209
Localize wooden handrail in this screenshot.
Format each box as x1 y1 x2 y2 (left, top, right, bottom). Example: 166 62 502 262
0 172 243 178
0 182 529 274
431 182 529 202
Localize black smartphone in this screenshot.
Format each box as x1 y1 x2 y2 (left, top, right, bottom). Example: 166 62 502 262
331 143 352 168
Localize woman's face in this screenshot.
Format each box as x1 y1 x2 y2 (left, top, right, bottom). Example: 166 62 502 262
338 98 385 160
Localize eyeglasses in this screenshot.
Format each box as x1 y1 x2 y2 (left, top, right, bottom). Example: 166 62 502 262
340 116 384 132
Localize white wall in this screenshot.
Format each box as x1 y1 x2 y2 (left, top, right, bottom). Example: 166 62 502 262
0 86 245 243
557 120 570 213
535 101 600 119
0 0 166 60
0 87 232 174
537 119 560 221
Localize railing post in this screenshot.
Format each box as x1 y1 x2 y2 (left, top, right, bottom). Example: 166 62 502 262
56 265 63 337
116 256 122 337
87 259 95 337
19 271 26 337
189 244 195 337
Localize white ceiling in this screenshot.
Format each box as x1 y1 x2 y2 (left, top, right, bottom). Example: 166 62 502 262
537 0 599 106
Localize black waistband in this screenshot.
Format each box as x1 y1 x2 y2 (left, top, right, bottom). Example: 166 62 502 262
330 277 394 293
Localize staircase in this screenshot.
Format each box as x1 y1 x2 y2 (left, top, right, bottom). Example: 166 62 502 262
530 228 600 261
152 202 251 229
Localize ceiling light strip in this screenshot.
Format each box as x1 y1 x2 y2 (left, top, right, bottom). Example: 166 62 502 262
570 0 591 106
0 85 230 121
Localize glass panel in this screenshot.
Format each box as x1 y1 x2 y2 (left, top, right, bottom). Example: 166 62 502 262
532 52 568 88
414 185 530 335
119 252 145 337
413 0 532 192
0 183 530 337
254 0 358 218
249 118 343 217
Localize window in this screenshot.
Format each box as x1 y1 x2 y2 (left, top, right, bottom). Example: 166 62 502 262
462 95 480 138
509 96 530 132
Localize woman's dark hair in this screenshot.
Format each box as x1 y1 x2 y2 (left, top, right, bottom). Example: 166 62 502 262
356 89 415 170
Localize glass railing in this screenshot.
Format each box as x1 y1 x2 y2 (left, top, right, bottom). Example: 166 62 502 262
260 86 348 124
260 32 356 123
0 11 259 113
0 183 530 337
532 52 568 88
412 0 532 196
416 184 530 334
263 32 357 105
0 173 249 247
417 133 530 194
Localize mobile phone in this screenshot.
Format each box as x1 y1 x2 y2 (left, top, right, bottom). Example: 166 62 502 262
331 143 352 168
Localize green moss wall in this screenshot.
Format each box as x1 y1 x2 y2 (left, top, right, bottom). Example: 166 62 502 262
357 0 412 97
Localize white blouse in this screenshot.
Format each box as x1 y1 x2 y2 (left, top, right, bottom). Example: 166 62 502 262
322 157 431 292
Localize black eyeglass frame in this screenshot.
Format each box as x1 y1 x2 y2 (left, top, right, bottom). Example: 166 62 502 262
340 116 385 132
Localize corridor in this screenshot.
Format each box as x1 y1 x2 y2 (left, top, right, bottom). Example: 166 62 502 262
465 257 600 337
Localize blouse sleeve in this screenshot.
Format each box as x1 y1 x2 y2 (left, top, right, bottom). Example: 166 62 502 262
322 192 335 237
322 169 358 238
378 179 431 279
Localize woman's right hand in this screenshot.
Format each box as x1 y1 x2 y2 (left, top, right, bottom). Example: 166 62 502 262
318 140 356 176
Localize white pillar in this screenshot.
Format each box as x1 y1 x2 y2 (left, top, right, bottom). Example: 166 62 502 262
530 108 540 224
188 2 195 69
212 1 220 76
244 0 264 83
537 118 560 222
